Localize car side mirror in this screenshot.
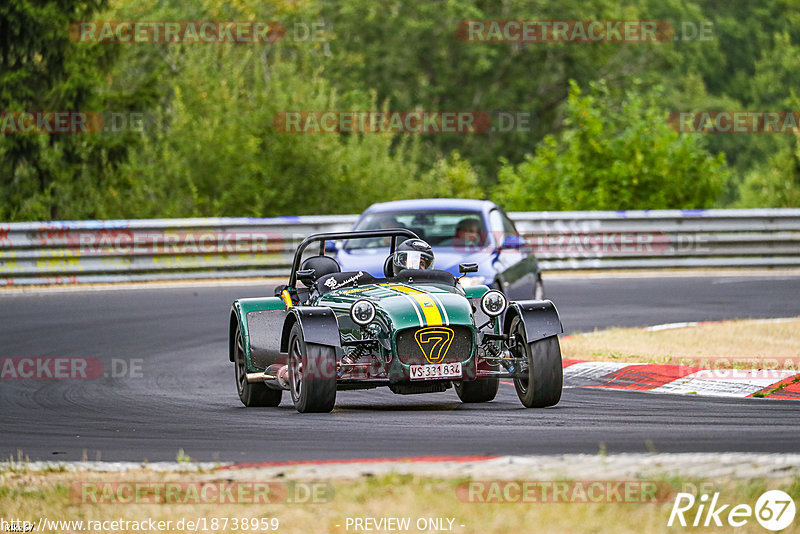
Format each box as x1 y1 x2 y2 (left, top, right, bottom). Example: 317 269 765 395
501 234 526 250
296 269 316 286
324 241 338 253
459 262 479 274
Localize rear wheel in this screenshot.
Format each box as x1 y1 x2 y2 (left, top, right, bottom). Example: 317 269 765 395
234 325 282 407
288 322 337 413
455 377 499 403
509 316 562 408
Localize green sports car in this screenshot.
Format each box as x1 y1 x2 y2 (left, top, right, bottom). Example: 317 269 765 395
228 229 563 413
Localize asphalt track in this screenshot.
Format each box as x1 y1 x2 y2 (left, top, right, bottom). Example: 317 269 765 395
1 274 799 462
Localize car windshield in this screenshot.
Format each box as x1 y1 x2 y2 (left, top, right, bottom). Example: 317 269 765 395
344 210 487 250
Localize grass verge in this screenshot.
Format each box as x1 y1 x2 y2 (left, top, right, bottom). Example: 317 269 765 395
1 468 798 533
561 317 800 368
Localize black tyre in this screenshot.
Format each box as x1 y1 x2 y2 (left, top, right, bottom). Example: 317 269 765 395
455 377 499 403
233 325 282 407
288 322 337 413
509 316 562 408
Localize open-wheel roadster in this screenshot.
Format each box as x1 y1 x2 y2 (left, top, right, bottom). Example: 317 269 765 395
228 229 563 413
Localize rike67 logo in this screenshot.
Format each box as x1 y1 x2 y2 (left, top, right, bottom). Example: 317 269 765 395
668 490 795 531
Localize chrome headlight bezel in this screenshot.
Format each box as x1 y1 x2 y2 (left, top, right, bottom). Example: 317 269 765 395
350 299 376 326
480 289 507 317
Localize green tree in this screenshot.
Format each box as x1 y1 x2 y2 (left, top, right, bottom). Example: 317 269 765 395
0 0 134 220
318 0 680 183
492 80 728 210
4 0 800 220
652 1 800 200
407 152 483 199
734 86 800 208
103 42 422 217
736 135 800 208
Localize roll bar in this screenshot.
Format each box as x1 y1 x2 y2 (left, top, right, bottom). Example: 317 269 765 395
288 229 420 287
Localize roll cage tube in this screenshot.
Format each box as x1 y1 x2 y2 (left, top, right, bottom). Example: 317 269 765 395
288 229 420 289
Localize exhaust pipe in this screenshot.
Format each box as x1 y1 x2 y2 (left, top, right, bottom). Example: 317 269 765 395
246 372 271 383
257 364 290 390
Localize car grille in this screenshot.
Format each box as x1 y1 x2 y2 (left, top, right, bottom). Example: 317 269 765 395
395 326 474 365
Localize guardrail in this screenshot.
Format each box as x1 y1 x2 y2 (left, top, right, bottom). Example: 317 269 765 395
1 209 799 285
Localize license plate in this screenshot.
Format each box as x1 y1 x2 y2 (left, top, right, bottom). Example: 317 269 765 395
409 362 462 380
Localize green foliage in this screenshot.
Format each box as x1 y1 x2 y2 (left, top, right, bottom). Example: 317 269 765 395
176 448 191 463
0 0 127 220
408 153 483 200
319 0 678 180
737 135 800 208
735 91 800 208
493 81 728 210
2 0 799 220
103 46 421 217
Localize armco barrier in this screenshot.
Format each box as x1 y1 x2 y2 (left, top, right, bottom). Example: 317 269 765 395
0 209 798 285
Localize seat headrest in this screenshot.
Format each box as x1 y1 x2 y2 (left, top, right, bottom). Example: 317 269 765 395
299 255 341 287
383 255 394 278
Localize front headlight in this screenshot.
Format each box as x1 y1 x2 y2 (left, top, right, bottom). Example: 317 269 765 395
350 299 376 326
480 290 507 317
458 275 486 288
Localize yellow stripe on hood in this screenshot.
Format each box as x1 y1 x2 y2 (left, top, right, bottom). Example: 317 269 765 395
383 284 443 326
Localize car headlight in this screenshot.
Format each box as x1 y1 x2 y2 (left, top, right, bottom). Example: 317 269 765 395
480 290 507 317
458 275 486 288
350 299 376 326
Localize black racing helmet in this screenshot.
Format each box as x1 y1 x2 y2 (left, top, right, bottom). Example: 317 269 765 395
392 238 434 276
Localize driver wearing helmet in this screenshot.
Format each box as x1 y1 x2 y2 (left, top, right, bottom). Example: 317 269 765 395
392 239 435 276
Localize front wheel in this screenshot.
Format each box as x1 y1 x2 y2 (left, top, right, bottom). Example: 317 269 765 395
509 316 562 408
288 322 337 413
234 325 282 407
455 377 499 403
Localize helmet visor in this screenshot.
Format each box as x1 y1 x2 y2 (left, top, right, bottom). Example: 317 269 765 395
394 250 434 272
